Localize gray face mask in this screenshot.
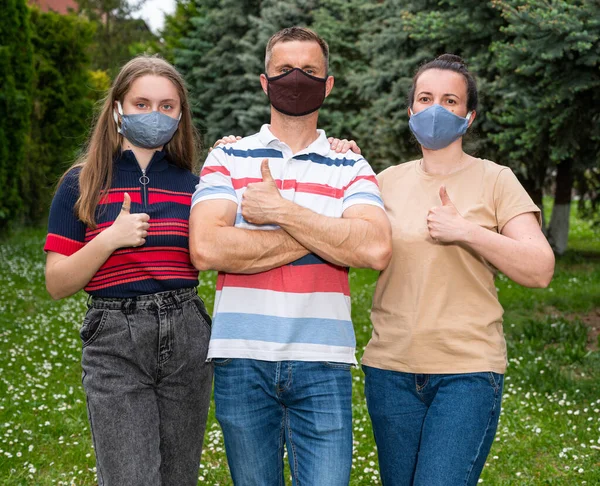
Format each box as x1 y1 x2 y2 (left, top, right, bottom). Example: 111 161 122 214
113 101 181 149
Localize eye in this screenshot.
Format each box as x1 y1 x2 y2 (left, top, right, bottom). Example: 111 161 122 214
304 69 314 75
162 104 173 111
282 68 291 73
136 103 147 109
419 96 430 103
447 99 456 105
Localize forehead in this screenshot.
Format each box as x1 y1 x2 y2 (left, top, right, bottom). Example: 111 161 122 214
270 40 326 69
415 69 467 96
125 75 180 100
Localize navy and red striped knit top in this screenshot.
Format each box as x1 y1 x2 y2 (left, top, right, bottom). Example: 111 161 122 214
44 150 199 298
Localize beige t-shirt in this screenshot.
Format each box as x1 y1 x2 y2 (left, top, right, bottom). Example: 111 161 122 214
362 158 541 374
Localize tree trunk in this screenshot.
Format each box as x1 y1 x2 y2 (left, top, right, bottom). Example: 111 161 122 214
547 160 574 255
521 178 545 230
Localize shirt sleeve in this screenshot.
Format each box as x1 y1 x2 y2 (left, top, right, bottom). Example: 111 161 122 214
191 147 239 210
341 158 385 213
44 169 87 256
494 168 542 232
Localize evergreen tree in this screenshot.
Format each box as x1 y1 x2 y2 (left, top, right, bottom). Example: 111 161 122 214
490 0 600 253
175 0 261 147
159 0 201 63
312 0 373 143
78 0 157 76
0 0 33 229
235 0 316 136
349 0 441 171
25 8 96 223
402 0 507 168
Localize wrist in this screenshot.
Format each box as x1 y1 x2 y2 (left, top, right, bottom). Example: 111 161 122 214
461 220 481 245
95 227 118 253
272 198 295 226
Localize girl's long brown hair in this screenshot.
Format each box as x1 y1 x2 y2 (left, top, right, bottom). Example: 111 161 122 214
60 55 200 228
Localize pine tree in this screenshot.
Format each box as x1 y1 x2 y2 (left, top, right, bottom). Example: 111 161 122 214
490 0 600 253
175 0 261 147
348 0 442 171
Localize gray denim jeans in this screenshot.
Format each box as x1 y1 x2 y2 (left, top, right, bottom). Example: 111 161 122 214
80 287 213 486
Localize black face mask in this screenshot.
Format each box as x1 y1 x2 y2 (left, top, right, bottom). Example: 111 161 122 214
265 68 327 117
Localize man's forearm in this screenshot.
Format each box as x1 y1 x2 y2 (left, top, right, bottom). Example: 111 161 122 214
191 227 309 274
274 201 391 271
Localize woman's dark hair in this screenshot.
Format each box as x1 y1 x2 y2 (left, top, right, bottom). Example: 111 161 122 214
407 54 478 112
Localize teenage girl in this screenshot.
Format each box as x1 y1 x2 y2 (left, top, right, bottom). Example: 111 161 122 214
45 55 212 486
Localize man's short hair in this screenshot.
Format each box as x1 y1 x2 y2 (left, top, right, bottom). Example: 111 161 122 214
265 26 329 73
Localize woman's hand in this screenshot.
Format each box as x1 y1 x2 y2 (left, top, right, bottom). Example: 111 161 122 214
104 193 150 249
427 186 475 243
210 135 242 152
209 134 362 155
327 137 362 154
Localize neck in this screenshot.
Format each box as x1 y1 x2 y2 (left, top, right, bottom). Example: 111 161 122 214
269 108 320 154
121 140 163 170
421 140 470 175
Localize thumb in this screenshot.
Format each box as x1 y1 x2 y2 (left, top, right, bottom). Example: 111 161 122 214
439 185 454 207
121 192 131 213
261 159 274 182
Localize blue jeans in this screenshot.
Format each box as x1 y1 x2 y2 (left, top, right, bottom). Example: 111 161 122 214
363 366 504 486
213 359 353 485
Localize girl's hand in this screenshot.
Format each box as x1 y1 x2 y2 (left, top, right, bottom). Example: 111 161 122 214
210 135 242 152
105 193 150 249
327 137 362 154
427 186 475 243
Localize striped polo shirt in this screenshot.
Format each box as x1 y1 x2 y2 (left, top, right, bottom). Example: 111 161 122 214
192 124 384 364
44 150 199 297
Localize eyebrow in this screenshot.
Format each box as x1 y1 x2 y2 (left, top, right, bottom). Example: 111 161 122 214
132 97 178 103
416 91 461 99
276 63 321 71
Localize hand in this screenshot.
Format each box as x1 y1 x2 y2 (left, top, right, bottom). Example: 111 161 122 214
327 137 362 154
105 193 150 249
427 186 473 243
241 159 285 225
209 134 242 152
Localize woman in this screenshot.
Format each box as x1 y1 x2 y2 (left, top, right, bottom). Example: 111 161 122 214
44 55 213 486
362 54 555 486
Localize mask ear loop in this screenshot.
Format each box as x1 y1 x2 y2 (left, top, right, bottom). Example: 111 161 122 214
113 101 124 134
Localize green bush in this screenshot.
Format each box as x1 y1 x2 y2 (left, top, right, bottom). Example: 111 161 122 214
24 8 96 224
0 0 33 228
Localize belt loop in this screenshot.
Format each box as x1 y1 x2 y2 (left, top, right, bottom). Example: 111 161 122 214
174 291 184 305
86 294 93 309
121 299 136 314
153 293 163 311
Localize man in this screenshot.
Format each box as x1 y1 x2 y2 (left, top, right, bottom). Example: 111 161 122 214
189 26 392 485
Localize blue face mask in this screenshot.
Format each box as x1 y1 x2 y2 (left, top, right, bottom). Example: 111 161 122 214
114 101 181 149
408 104 472 150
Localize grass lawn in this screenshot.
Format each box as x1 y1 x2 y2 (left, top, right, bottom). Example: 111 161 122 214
0 203 598 485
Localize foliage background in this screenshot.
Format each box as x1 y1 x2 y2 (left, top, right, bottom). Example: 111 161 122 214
0 1 599 483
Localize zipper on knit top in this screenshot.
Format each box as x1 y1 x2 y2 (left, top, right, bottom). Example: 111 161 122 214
139 167 149 207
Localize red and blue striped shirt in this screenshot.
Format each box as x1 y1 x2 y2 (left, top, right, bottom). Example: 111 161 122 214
44 150 199 298
193 125 384 364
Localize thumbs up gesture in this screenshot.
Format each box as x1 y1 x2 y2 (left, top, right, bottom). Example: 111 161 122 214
106 192 151 249
242 159 284 225
426 185 472 243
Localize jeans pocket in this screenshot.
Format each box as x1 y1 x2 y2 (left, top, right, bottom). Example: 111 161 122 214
321 361 353 370
212 358 232 367
190 296 212 330
487 372 503 393
80 308 108 347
